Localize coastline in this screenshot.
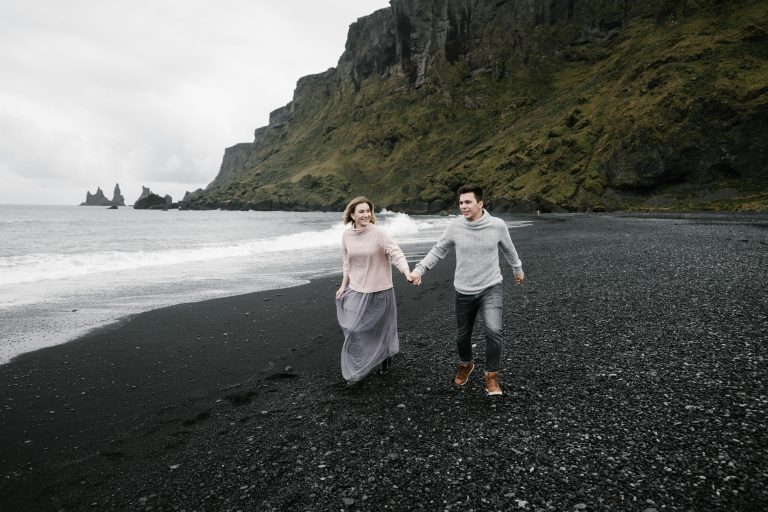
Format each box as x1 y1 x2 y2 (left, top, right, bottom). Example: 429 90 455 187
2 213 767 511
0 252 458 503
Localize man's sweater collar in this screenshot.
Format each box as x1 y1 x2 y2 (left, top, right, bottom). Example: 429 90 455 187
462 209 492 229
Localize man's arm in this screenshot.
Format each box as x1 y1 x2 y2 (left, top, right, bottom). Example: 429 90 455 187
411 225 454 284
499 225 525 284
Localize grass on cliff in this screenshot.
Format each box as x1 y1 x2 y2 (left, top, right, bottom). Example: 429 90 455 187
206 0 768 212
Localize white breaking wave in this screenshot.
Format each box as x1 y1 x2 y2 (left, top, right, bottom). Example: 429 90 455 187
0 213 439 286
379 212 421 236
0 223 347 285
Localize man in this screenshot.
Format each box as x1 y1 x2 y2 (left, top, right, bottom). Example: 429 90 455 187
411 184 524 396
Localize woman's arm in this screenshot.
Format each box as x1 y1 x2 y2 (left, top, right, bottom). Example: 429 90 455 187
336 239 350 299
381 231 412 281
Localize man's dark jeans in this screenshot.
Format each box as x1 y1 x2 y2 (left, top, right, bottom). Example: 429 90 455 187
455 283 503 372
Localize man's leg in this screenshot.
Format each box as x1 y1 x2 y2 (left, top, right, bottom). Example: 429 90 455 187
455 291 479 363
479 284 504 372
479 284 504 396
454 291 479 385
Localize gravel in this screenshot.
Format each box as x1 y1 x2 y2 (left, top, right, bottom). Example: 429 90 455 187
4 213 767 511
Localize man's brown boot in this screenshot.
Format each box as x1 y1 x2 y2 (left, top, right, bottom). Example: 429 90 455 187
454 362 475 386
485 371 502 396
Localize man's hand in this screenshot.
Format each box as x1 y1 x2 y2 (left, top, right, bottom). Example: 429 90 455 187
514 272 525 285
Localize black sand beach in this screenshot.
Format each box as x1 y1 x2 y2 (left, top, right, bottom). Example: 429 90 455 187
1 213 767 511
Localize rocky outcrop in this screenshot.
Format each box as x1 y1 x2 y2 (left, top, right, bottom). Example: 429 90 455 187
135 186 151 203
80 187 111 206
178 189 204 209
111 184 126 207
191 0 768 213
134 187 174 210
80 184 125 207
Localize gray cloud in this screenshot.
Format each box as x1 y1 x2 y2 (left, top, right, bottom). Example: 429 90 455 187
0 0 390 204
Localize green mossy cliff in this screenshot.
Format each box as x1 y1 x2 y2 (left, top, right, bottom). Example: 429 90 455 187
186 0 768 213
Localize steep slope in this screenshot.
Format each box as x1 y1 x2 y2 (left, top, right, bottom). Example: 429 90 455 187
187 0 768 212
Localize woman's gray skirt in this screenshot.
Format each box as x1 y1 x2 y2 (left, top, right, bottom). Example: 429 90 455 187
336 287 399 383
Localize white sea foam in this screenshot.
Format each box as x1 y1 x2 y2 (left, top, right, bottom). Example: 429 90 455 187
0 222 348 285
0 213 449 286
379 212 421 237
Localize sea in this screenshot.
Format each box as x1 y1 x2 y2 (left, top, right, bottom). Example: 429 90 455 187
0 204 533 365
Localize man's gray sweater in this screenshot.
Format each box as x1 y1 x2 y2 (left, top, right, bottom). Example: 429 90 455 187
413 210 523 294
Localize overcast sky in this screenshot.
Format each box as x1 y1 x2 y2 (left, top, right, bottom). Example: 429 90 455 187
0 0 391 205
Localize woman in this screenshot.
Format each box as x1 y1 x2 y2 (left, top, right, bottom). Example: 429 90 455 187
335 196 413 386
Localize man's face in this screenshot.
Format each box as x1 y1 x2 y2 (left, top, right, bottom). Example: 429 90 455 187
459 192 483 221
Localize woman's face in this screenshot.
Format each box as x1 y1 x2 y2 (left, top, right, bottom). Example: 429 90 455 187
352 203 372 227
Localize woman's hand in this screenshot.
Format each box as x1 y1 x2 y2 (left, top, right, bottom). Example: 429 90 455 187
335 286 346 299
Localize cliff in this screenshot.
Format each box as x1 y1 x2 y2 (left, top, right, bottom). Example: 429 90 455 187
190 0 768 213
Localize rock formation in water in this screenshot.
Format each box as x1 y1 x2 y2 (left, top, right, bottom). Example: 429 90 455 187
134 186 174 210
187 0 768 212
80 187 111 206
80 187 112 206
81 185 125 207
111 184 126 207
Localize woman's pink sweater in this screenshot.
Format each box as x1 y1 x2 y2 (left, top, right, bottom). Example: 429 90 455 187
342 224 410 293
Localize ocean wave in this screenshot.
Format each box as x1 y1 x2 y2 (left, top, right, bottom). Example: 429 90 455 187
0 213 436 285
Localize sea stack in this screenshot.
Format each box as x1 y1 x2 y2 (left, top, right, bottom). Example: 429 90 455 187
80 187 111 206
111 184 126 207
80 183 126 207
134 186 174 209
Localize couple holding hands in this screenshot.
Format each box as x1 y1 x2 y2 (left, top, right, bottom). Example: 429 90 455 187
335 184 525 396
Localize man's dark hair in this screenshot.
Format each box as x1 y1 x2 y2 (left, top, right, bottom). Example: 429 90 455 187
457 183 483 202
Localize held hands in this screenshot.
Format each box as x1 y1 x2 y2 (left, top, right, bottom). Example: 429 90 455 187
409 270 422 286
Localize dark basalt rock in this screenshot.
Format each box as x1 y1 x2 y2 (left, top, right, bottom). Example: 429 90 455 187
111 184 126 207
81 183 126 207
80 187 112 206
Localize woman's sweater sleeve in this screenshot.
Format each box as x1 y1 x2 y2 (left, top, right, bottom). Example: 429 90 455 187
381 231 410 275
341 237 350 278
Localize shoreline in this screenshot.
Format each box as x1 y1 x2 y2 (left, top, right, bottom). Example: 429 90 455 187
0 252 458 485
2 213 767 510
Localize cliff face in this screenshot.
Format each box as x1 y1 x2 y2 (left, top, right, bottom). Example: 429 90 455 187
192 0 768 212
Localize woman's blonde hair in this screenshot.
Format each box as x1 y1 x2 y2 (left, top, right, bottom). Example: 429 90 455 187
343 196 376 226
